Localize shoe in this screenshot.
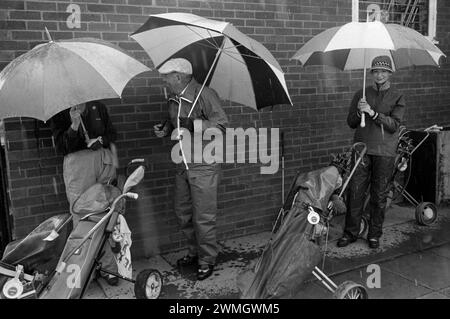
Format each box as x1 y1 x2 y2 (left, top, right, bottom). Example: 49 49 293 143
197 264 214 281
177 255 198 267
337 235 357 247
368 238 380 249
105 274 119 286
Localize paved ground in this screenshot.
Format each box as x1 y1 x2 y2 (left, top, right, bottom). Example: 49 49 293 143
84 203 450 299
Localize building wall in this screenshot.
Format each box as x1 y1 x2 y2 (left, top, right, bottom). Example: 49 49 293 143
1 0 450 257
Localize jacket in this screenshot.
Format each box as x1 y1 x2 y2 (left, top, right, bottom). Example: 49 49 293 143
162 78 229 170
50 101 117 156
347 82 405 157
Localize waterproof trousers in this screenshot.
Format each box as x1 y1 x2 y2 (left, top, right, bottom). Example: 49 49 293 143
174 167 219 266
344 154 395 239
63 148 117 273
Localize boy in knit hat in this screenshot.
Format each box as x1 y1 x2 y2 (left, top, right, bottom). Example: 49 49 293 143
337 55 406 249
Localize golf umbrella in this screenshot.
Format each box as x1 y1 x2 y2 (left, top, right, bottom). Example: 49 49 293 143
0 37 150 122
292 20 445 126
131 12 292 113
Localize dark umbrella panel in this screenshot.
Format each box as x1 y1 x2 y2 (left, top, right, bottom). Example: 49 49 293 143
131 12 292 111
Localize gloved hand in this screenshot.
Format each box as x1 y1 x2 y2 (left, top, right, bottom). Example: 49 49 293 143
87 136 103 150
358 99 375 117
69 105 82 130
179 117 194 132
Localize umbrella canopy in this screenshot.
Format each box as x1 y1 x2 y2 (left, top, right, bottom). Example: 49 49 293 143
0 38 150 122
292 21 445 71
131 12 292 111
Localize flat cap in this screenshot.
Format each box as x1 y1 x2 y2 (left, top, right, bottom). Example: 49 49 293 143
158 58 193 75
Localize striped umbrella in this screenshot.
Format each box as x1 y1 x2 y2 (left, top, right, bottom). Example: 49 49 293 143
292 21 445 126
131 12 292 113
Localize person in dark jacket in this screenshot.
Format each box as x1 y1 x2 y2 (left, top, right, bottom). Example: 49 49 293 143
337 55 406 249
50 100 119 285
154 58 228 280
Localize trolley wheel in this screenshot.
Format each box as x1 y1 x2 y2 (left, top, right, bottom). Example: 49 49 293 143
333 281 368 299
358 216 369 239
415 202 438 226
0 276 8 299
134 269 163 299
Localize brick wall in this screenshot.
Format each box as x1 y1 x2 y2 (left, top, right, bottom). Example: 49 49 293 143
1 0 450 258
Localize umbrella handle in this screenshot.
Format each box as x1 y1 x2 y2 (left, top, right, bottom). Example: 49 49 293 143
79 117 90 143
361 60 367 128
187 38 226 118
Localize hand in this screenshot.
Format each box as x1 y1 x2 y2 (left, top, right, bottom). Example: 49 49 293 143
154 123 166 138
179 117 194 132
87 137 103 150
358 99 375 117
69 106 81 130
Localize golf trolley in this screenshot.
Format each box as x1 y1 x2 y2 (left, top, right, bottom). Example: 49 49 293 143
0 159 163 299
239 143 369 299
387 125 441 226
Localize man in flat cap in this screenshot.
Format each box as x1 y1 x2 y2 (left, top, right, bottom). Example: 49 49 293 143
338 55 406 249
154 58 228 280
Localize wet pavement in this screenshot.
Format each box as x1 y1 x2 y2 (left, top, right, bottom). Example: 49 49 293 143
84 203 450 299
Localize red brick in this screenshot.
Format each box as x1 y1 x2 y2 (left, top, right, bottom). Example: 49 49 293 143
0 20 26 30
9 10 41 20
12 196 44 208
88 22 115 32
103 13 129 23
28 21 58 31
155 0 177 6
0 1 25 10
11 31 43 40
87 4 116 13
102 32 129 41
26 1 57 11
42 12 69 21
116 5 143 14
101 0 127 3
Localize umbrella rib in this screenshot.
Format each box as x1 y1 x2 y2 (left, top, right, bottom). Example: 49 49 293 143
180 25 268 63
220 42 267 61
184 24 222 49
182 25 267 61
191 40 223 51
216 49 247 66
206 28 221 48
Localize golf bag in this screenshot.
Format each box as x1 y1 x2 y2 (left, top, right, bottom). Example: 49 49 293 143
239 165 343 299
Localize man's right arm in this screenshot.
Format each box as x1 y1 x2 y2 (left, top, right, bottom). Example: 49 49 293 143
154 116 174 138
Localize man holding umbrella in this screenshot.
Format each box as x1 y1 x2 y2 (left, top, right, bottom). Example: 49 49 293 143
154 58 228 280
338 55 406 249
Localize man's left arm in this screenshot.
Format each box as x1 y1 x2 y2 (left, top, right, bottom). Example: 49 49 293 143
199 88 229 132
371 94 406 133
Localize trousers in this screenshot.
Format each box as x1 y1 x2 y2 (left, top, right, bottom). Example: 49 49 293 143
344 154 395 239
174 166 219 266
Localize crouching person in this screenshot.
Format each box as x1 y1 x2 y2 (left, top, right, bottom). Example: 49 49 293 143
50 100 120 286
